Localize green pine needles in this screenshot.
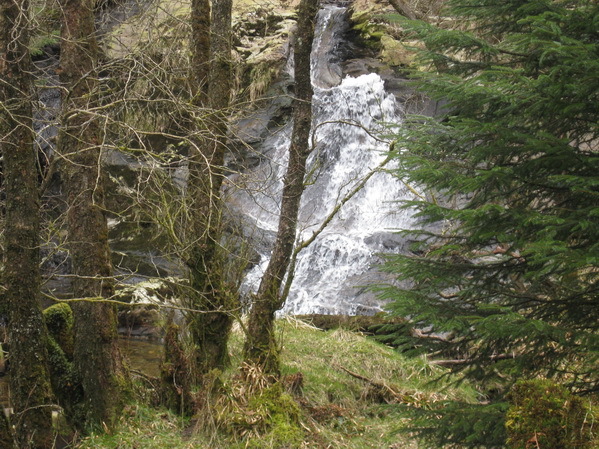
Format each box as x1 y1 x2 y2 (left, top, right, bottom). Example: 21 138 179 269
378 0 598 445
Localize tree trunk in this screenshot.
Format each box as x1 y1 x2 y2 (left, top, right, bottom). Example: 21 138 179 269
187 0 235 376
0 0 55 446
243 0 319 375
0 411 13 448
57 0 126 430
160 316 192 415
191 0 210 105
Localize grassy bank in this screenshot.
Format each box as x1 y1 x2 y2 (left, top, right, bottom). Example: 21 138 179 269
77 318 477 448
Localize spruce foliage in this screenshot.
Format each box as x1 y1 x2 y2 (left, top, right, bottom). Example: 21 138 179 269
380 0 599 400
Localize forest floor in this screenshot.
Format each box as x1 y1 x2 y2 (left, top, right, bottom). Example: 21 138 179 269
75 318 477 449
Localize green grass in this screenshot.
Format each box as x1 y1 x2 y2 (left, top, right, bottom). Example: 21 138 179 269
77 318 477 449
78 406 194 448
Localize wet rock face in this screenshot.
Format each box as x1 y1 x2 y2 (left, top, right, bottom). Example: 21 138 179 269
310 7 350 89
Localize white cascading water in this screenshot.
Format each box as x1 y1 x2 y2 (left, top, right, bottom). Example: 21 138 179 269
236 6 416 315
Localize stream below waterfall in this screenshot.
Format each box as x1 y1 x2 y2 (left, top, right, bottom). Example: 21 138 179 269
234 5 417 315
0 337 162 411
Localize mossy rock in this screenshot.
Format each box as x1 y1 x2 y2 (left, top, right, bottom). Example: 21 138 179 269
380 35 423 67
351 14 385 50
506 379 595 449
103 0 297 96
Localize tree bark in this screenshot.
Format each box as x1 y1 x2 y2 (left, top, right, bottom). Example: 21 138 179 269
0 0 55 446
0 411 13 448
243 0 320 375
57 0 126 430
187 0 234 376
160 317 192 415
191 0 210 105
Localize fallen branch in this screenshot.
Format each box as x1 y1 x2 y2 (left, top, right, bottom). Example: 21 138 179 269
334 364 405 403
334 364 447 407
431 353 516 367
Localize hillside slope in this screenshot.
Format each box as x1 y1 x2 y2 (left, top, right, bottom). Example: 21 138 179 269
78 319 476 448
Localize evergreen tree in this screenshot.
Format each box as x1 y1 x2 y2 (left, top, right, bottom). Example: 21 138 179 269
379 0 598 444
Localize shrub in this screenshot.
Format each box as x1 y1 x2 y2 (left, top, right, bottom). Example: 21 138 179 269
506 379 594 449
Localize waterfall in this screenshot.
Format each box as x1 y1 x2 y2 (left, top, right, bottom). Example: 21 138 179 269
235 6 416 315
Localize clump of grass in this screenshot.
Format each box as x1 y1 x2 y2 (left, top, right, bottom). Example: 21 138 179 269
215 374 304 449
77 405 194 449
506 379 597 449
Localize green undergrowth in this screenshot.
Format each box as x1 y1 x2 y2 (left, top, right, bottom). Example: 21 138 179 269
77 318 477 449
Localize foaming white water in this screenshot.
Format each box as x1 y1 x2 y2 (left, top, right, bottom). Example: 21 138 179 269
237 6 415 315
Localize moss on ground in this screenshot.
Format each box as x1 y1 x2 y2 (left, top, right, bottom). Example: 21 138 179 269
506 379 597 449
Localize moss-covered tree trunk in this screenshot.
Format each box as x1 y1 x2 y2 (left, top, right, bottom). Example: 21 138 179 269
57 0 126 430
191 0 210 105
187 0 234 376
243 0 319 375
0 0 55 446
160 317 193 415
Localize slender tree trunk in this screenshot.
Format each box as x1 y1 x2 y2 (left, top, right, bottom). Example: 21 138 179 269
57 0 126 430
160 316 192 415
0 0 55 446
243 0 319 375
187 0 234 375
191 0 210 105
